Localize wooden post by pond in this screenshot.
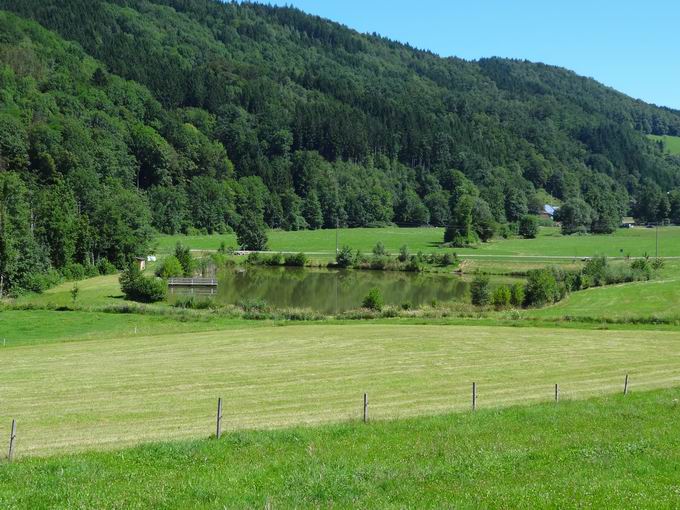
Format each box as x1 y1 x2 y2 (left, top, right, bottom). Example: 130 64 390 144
624 374 629 395
216 398 223 439
8 419 16 462
554 384 559 402
363 393 368 423
472 382 477 411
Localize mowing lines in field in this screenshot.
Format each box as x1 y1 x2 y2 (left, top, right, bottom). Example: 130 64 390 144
3 324 680 456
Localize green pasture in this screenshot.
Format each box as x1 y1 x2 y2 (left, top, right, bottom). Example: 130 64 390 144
648 134 680 154
0 309 258 348
156 226 680 259
2 388 680 508
529 276 680 321
3 323 680 457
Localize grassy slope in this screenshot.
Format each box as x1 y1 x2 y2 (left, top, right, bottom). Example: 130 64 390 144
0 309 266 348
13 274 127 308
526 260 680 321
157 226 680 258
2 388 680 508
3 323 680 457
648 134 680 154
529 277 680 320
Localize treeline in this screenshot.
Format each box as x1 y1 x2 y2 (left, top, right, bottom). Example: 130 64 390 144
2 2 680 294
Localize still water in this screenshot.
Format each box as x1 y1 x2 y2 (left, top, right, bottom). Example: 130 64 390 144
171 267 518 313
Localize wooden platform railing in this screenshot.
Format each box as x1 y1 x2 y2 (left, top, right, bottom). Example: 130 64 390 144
167 277 218 287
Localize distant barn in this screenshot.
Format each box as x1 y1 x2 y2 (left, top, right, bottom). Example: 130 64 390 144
540 204 559 220
621 217 636 228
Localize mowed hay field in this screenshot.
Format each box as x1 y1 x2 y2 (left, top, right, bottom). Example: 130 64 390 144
4 324 680 457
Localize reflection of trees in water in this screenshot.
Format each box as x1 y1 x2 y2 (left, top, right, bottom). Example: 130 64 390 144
215 267 518 312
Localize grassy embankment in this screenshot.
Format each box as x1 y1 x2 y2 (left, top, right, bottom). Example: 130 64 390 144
2 323 680 457
2 387 680 508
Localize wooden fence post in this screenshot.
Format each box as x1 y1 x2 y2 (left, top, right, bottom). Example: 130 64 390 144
624 374 629 395
216 398 223 439
363 393 368 423
555 383 559 402
472 382 477 411
8 419 16 462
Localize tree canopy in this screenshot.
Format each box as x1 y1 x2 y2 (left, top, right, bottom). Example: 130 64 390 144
1 1 680 292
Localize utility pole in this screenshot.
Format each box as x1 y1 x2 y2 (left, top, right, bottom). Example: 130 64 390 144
335 218 339 255
656 223 659 258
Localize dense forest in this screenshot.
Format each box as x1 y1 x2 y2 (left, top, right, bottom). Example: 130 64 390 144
1 0 680 294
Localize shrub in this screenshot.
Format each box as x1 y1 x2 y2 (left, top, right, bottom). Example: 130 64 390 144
97 259 118 275
119 264 166 303
246 252 262 265
652 257 665 270
370 255 388 270
583 256 608 286
470 274 491 306
398 245 410 262
518 215 539 239
174 243 194 277
85 264 99 278
404 256 424 272
284 252 308 267
437 252 458 267
372 241 388 257
492 285 511 309
362 287 384 311
263 253 284 266
510 283 525 307
62 263 86 281
524 268 560 307
156 256 184 279
70 282 79 304
336 245 354 268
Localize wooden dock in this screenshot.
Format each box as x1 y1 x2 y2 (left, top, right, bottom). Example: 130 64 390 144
167 278 218 295
168 277 218 287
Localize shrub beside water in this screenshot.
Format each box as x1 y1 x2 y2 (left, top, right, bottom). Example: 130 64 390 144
120 264 166 303
156 256 183 279
284 253 308 267
510 283 525 307
335 245 355 268
524 268 561 307
492 285 511 309
362 288 384 311
470 274 491 306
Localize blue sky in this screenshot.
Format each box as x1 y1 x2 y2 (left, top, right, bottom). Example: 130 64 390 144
261 1 679 109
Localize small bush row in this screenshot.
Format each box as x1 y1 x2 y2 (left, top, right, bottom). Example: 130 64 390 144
244 252 309 267
471 255 661 309
336 244 458 272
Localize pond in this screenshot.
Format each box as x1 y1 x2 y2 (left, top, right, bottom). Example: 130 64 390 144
169 267 521 313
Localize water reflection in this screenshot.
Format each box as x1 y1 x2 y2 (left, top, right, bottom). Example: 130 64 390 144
169 267 519 313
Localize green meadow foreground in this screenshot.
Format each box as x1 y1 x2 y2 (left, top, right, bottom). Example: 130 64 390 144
5 225 680 508
3 321 680 457
1 388 680 508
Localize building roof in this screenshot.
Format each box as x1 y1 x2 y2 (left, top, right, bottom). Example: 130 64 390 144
543 204 558 216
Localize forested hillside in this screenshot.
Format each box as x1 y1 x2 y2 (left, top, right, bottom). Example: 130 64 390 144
2 0 680 294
